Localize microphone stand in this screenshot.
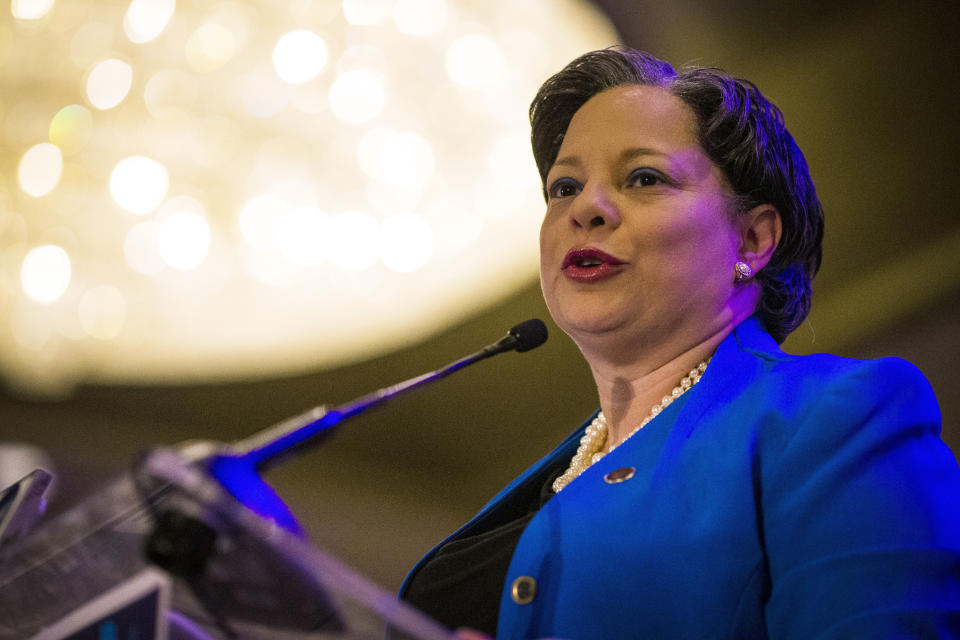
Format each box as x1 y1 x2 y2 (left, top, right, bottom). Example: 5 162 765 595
140 320 547 638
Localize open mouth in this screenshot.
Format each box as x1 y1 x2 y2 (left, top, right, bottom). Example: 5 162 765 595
561 248 626 282
562 248 624 269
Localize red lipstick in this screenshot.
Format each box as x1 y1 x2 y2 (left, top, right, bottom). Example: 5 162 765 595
562 248 626 282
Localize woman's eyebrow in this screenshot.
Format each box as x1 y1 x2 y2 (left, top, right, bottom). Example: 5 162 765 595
616 147 669 163
551 147 669 170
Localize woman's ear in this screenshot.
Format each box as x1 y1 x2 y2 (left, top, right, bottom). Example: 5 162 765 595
738 204 782 272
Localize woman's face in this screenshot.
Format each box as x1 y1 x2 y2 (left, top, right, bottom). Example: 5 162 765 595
539 84 745 352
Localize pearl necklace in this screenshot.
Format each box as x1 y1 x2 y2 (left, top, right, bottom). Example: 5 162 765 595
552 360 710 493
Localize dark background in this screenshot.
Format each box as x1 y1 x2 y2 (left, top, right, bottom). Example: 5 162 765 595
2 0 958 590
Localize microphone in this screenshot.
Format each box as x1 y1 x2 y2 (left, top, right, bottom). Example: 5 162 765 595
481 318 549 356
511 318 549 352
230 319 548 471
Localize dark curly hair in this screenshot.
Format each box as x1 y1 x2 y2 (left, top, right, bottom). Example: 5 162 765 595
529 47 824 343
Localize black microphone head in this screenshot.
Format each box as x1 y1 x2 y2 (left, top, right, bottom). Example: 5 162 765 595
509 319 548 353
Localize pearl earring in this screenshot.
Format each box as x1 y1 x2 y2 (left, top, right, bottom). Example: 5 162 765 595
734 261 753 282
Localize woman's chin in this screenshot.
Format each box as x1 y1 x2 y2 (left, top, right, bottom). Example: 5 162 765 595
554 307 633 341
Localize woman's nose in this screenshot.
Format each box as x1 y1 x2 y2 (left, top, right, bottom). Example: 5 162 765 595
569 183 620 229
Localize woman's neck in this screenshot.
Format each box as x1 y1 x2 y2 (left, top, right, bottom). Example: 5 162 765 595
582 314 743 451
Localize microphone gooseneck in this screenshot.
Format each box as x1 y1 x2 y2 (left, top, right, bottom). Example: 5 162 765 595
231 319 548 471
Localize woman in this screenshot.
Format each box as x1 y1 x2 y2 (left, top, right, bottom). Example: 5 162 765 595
400 48 960 638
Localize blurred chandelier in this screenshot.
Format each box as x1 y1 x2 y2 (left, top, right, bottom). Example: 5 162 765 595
0 0 615 394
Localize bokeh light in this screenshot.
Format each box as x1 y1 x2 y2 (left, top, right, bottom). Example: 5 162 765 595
394 0 448 36
18 143 63 197
124 221 165 276
273 30 328 84
109 156 170 215
280 206 332 267
86 58 134 110
242 71 290 118
20 245 72 303
12 0 55 20
373 130 435 192
445 34 504 87
158 211 212 271
238 193 289 251
78 285 127 340
357 127 393 176
342 0 393 26
185 23 238 73
49 105 94 156
380 213 435 273
123 0 176 44
328 211 380 271
489 133 537 191
329 69 386 124
156 196 211 271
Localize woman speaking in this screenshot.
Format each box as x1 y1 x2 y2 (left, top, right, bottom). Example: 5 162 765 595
400 48 960 638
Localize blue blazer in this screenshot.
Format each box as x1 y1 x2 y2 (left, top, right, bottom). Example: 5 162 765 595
404 317 960 639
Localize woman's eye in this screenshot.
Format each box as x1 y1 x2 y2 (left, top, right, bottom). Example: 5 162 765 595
547 178 581 199
627 169 667 188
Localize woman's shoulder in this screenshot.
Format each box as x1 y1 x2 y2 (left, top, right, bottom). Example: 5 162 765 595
730 316 936 403
760 353 940 445
718 318 943 461
772 350 931 393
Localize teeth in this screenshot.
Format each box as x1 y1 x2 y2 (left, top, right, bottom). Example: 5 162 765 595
579 259 602 267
